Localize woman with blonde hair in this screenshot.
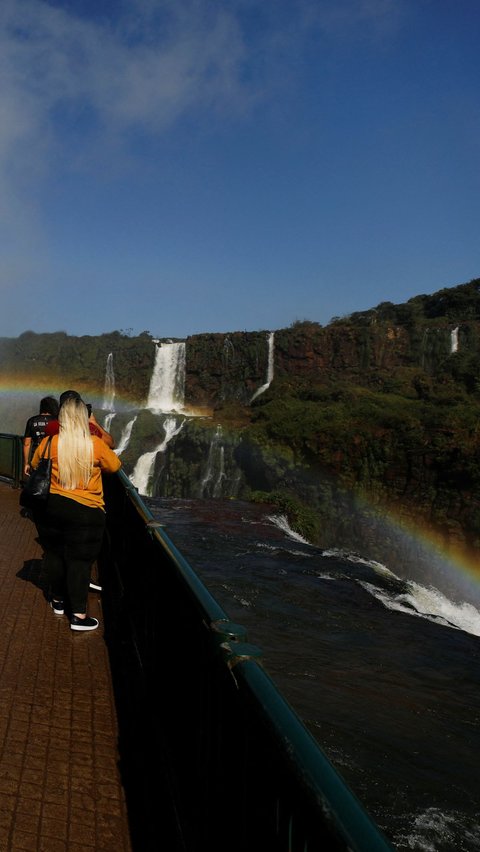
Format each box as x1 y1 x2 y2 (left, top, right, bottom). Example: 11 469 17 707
32 396 121 631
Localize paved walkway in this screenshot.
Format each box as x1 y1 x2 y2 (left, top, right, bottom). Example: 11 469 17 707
0 481 132 851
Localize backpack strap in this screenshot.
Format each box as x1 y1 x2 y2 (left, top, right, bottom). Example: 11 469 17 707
40 436 53 460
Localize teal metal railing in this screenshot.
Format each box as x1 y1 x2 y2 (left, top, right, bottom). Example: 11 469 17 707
101 469 394 852
0 433 23 486
0 434 393 852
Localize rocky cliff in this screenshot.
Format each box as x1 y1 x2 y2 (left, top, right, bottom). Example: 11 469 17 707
2 278 480 571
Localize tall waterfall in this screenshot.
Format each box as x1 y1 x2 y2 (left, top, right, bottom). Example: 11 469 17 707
199 426 226 498
102 352 116 430
147 342 186 412
130 416 184 496
451 327 459 353
251 332 275 402
103 353 116 410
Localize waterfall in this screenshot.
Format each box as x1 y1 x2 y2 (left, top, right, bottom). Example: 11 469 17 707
251 332 275 402
103 353 116 411
223 336 235 363
420 328 429 369
130 416 184 496
115 416 137 456
200 426 225 497
147 342 186 412
103 412 116 432
213 446 226 498
451 327 459 353
101 353 116 432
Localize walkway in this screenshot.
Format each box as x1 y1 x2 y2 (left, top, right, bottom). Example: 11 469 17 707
0 481 132 851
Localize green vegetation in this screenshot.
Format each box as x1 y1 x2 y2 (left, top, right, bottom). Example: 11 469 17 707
331 278 480 327
3 277 480 555
215 280 480 547
251 490 321 541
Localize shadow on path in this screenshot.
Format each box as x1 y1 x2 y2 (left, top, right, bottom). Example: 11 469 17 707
16 557 50 603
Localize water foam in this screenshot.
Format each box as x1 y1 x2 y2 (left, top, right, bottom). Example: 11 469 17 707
265 514 312 545
322 547 393 575
256 542 313 558
130 416 184 495
394 807 480 852
321 547 480 636
359 579 480 637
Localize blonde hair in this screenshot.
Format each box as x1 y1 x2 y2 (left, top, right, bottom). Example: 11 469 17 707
57 398 94 489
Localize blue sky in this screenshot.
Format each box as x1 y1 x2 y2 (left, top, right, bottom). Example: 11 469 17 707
1 0 479 338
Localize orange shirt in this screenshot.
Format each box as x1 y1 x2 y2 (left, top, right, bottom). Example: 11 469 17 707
32 434 121 510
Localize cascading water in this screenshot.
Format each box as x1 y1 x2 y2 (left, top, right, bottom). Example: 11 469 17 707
199 426 226 497
213 446 226 498
251 332 275 402
223 337 235 362
451 327 459 353
115 416 137 455
147 342 186 412
104 412 115 431
103 353 116 409
130 416 184 496
102 352 116 430
420 328 429 369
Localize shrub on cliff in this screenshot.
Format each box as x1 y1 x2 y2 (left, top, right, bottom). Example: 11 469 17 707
250 490 320 543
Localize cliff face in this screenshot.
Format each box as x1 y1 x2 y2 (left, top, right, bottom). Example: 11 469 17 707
186 322 480 406
0 330 155 409
3 280 480 410
160 279 480 567
184 331 269 406
2 278 480 567
183 324 418 407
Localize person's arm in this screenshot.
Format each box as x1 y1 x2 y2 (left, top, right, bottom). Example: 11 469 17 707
89 414 115 449
96 439 122 474
23 437 32 476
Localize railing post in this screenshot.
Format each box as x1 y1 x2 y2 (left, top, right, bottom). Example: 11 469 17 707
0 433 24 487
14 436 23 488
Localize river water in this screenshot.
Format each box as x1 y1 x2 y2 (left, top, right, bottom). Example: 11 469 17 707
147 496 480 852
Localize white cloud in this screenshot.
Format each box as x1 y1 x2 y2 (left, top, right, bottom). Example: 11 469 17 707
0 0 256 144
0 0 407 322
0 0 265 305
0 0 406 180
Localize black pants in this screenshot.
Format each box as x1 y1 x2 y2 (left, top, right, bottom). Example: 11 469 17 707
35 495 106 613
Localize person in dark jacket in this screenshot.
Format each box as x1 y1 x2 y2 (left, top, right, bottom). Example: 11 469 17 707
23 396 59 477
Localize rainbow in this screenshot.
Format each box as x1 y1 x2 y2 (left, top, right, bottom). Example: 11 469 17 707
0 377 211 417
2 379 478 604
354 494 480 604
0 376 143 412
